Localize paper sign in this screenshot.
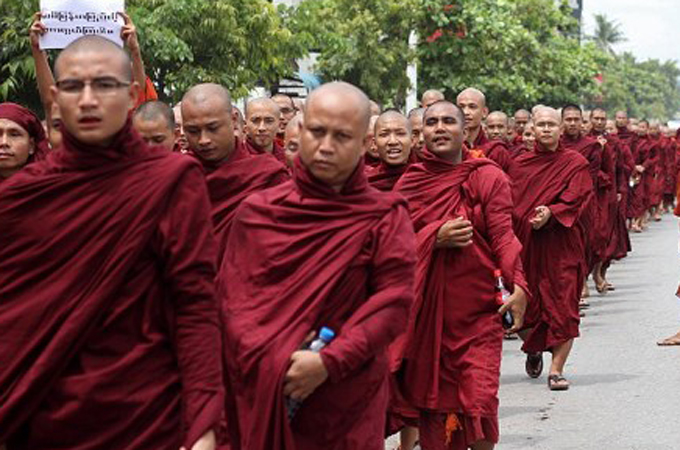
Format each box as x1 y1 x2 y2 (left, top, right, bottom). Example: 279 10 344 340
39 0 125 50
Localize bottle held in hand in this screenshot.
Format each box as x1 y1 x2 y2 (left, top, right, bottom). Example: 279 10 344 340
494 269 514 329
286 326 335 420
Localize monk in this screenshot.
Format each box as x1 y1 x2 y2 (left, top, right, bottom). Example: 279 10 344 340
0 36 222 450
507 118 518 142
589 108 624 289
395 101 528 450
272 93 297 147
132 100 177 151
0 103 50 181
218 81 416 450
457 88 512 172
182 84 289 266
284 114 303 168
244 97 287 164
629 120 657 231
421 89 445 108
509 107 593 391
368 110 414 191
486 111 509 142
512 109 530 146
173 102 190 152
560 104 604 297
364 115 382 168
370 100 382 116
648 121 666 220
408 107 426 159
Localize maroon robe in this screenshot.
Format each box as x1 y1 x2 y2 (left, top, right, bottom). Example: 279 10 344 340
395 150 529 449
245 136 288 165
364 152 382 168
509 146 593 353
218 157 416 450
202 139 289 266
561 134 604 267
588 130 618 262
367 161 409 191
648 134 665 206
470 128 513 173
0 121 223 449
628 136 655 218
607 135 633 261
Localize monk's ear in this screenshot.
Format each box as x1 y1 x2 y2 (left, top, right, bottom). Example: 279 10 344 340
28 137 35 155
482 107 489 120
128 81 140 112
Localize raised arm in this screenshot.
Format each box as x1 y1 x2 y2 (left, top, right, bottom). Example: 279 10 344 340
119 12 147 95
29 13 56 116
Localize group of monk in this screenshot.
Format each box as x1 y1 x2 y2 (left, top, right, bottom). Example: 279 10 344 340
1 13 680 450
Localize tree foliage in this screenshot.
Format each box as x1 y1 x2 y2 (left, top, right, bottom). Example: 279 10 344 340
283 0 419 106
416 0 600 112
589 13 626 54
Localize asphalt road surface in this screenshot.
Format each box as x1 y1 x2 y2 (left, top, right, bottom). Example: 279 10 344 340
386 215 680 450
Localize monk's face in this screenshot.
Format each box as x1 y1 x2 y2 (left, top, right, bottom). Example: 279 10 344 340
409 114 425 154
375 115 413 166
133 115 175 151
365 116 379 159
182 97 235 162
49 103 63 149
173 106 188 151
299 94 368 190
0 118 34 178
605 121 617 135
615 111 628 128
423 103 465 158
457 93 487 130
522 124 536 147
534 111 561 151
591 110 607 133
273 96 296 134
514 111 530 133
649 123 660 136
486 115 507 141
284 121 301 169
637 122 648 136
562 109 582 137
246 102 279 150
52 51 137 147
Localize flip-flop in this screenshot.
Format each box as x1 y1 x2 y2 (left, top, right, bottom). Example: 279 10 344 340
548 374 570 391
657 338 680 346
606 283 615 291
525 352 543 379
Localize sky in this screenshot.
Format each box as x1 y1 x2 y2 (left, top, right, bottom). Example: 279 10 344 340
582 0 680 63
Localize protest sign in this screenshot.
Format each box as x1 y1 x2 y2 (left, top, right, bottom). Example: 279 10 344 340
40 0 125 50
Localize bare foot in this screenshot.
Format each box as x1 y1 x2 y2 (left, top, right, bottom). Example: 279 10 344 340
657 331 680 346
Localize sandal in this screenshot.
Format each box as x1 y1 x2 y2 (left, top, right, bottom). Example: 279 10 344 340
548 374 570 391
525 352 543 379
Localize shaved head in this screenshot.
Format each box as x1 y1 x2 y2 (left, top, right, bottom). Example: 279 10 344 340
307 82 371 134
487 111 508 123
55 35 132 81
182 83 232 113
457 87 486 107
246 97 280 118
535 106 561 123
134 101 175 130
486 111 509 141
376 110 412 134
421 89 445 108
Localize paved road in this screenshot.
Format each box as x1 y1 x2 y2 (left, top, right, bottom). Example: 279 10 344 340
387 216 680 449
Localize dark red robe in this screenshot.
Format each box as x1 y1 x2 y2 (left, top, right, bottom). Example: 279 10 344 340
588 130 618 262
218 157 416 450
367 162 409 191
245 136 288 166
628 136 655 218
394 150 529 449
0 121 224 449
470 129 513 173
202 139 289 266
509 146 593 353
607 134 633 261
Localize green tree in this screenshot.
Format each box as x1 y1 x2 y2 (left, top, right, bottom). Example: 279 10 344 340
283 0 419 107
416 0 601 112
589 13 626 54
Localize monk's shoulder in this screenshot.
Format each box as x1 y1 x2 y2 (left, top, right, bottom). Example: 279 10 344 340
561 149 590 169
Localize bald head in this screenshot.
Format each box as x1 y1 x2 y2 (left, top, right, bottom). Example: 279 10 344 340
245 97 280 152
307 82 371 135
284 114 303 168
456 88 486 107
55 35 132 81
421 89 445 108
533 107 561 151
486 111 508 141
134 101 175 130
376 110 412 134
182 83 232 113
133 101 176 150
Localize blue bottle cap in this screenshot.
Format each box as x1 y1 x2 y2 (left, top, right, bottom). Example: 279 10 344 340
319 327 335 342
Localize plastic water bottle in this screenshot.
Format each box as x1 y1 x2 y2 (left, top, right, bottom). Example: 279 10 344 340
494 270 514 329
286 327 335 420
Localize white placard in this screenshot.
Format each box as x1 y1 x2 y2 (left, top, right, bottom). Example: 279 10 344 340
39 0 125 50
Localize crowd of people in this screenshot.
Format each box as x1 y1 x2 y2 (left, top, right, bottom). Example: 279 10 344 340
1 13 680 450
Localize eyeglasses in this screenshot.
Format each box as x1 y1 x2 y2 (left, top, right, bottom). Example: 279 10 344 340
55 77 131 96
